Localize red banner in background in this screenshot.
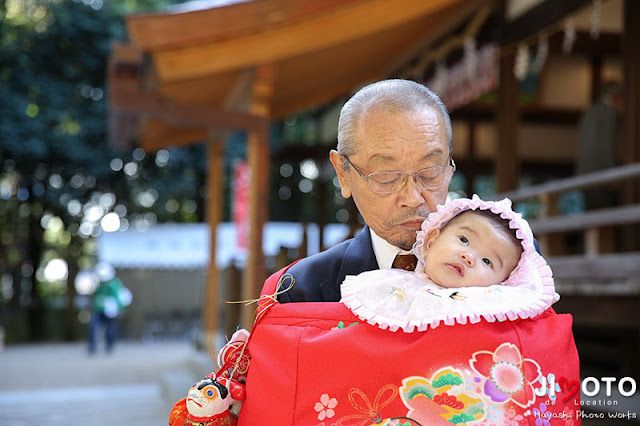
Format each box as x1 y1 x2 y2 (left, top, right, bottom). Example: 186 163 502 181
233 161 250 251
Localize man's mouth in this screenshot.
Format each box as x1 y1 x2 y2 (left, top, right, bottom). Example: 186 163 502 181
397 219 425 229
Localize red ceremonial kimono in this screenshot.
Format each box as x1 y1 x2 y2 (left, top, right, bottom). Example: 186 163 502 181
237 266 581 426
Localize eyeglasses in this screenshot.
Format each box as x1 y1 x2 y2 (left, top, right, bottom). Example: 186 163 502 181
341 155 456 194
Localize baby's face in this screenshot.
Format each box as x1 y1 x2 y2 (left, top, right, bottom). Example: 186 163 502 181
422 212 520 288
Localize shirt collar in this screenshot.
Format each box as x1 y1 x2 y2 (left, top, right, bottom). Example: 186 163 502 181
369 228 412 269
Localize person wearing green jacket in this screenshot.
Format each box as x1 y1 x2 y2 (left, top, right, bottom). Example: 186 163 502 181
87 262 132 354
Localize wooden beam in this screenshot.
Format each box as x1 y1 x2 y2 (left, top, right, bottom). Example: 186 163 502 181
548 252 640 281
383 1 492 78
495 48 520 193
150 0 468 83
492 163 640 202
500 0 591 47
546 31 622 56
202 138 224 351
527 204 640 235
126 0 365 51
554 295 640 327
621 0 640 251
241 64 274 329
453 105 582 125
110 80 268 134
138 121 208 152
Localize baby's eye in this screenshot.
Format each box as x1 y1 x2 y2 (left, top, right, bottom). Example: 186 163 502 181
459 236 468 244
482 258 493 268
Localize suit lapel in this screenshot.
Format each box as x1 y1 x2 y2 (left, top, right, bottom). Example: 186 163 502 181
334 225 378 292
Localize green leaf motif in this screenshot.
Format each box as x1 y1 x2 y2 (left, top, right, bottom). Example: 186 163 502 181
449 412 474 424
335 321 359 329
432 373 463 388
464 403 485 418
407 384 435 400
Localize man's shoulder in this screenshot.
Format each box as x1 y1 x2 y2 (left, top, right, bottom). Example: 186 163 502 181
287 237 353 275
275 227 377 302
277 235 368 303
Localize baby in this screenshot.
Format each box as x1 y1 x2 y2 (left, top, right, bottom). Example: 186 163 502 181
420 207 522 289
341 195 558 332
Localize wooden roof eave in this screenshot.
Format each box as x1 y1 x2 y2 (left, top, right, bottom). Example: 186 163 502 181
109 41 268 151
137 0 470 84
125 0 366 51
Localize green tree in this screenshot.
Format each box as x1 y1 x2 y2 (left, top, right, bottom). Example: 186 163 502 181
0 0 205 342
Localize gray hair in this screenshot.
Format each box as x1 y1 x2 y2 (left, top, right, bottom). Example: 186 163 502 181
336 79 453 160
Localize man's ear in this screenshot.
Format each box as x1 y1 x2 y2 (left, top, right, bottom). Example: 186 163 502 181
424 228 440 250
329 150 352 198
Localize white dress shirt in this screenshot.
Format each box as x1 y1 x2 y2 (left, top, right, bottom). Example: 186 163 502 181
369 228 413 269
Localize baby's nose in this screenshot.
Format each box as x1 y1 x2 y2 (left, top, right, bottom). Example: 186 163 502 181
460 252 474 266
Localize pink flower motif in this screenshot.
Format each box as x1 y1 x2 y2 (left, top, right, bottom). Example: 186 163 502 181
503 408 526 425
470 342 542 408
314 393 338 421
562 407 575 425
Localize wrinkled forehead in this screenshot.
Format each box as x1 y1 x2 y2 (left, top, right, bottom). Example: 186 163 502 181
354 108 450 163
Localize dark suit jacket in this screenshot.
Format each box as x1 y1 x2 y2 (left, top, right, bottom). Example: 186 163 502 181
278 225 379 302
276 224 541 303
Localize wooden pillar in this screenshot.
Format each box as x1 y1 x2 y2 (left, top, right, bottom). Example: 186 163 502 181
202 138 225 349
590 56 603 103
241 64 274 329
622 0 640 250
622 0 640 176
495 49 520 193
317 178 327 251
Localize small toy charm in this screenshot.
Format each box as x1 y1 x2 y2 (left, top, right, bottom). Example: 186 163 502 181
169 330 251 426
216 329 251 383
170 375 245 426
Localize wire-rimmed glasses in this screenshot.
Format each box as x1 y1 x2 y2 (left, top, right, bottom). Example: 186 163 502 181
341 155 456 194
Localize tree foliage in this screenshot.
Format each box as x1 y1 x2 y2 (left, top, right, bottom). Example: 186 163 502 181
0 0 205 342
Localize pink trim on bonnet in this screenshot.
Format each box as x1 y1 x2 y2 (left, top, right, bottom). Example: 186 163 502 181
413 195 558 300
341 195 559 333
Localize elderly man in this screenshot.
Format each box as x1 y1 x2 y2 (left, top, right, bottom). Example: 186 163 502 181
208 80 578 426
279 79 455 302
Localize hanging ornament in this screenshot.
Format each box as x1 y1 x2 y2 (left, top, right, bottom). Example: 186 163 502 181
464 37 477 81
590 0 602 39
562 18 576 54
514 43 529 81
433 61 448 96
531 33 549 73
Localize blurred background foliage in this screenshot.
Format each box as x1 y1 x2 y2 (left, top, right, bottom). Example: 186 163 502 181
0 0 348 342
1 0 219 342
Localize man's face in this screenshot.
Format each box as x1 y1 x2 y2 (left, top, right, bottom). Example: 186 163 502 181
330 107 452 250
422 212 521 288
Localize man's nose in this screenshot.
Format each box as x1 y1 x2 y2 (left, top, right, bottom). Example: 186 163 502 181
460 252 474 266
398 176 426 208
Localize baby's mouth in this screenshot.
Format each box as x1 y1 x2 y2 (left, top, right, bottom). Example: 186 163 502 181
447 263 464 276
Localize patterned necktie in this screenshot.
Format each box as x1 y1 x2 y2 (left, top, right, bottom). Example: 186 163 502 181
391 254 418 271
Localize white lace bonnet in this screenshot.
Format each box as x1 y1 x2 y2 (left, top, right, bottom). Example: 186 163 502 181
412 195 557 299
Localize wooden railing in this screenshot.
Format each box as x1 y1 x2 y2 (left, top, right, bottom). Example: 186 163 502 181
489 163 640 302
490 163 640 377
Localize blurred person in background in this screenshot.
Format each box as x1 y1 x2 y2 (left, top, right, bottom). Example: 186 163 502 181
87 261 132 354
576 80 623 251
576 80 623 210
